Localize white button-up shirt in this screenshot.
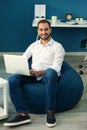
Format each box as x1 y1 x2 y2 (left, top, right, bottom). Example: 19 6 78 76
23 38 65 76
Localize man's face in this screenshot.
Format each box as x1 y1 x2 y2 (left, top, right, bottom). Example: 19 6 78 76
37 23 52 41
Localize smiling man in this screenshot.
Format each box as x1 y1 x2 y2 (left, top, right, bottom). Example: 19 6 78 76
4 19 65 127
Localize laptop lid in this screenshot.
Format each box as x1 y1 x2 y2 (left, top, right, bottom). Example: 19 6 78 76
3 54 30 76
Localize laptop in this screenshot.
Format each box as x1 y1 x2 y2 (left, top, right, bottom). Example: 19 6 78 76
3 54 31 76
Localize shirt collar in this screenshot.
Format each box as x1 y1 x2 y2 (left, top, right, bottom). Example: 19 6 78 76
39 38 53 46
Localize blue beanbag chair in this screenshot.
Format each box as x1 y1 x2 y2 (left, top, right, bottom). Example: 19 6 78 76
22 61 84 114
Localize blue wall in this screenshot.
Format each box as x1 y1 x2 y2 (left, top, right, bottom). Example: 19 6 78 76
0 0 87 52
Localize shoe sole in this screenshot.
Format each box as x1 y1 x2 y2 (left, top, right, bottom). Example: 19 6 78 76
4 119 31 127
46 121 57 127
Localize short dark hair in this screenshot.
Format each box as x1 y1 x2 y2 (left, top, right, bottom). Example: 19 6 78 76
37 19 51 28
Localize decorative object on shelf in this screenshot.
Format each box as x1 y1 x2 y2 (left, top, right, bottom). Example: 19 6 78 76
75 17 84 22
75 17 79 22
34 4 46 22
66 13 72 20
51 16 57 24
79 17 83 22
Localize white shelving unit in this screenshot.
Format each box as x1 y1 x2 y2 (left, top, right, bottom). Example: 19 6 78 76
0 78 8 120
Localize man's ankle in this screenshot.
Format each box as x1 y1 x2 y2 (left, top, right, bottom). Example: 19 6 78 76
17 113 30 116
47 110 55 116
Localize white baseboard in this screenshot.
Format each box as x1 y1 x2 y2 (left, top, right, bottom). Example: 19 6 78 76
66 52 87 56
0 52 23 56
0 52 87 56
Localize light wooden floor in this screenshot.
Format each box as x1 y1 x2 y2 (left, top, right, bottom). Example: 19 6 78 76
0 55 87 130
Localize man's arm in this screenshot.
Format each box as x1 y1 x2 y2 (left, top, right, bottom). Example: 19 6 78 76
51 43 65 75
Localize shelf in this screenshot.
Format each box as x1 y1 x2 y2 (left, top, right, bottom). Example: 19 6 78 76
32 19 87 28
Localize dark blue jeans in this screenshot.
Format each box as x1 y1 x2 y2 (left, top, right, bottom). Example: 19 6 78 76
8 68 58 114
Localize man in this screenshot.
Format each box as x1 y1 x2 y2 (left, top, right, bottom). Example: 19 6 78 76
4 19 65 127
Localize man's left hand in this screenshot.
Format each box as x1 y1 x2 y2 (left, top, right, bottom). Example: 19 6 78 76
30 69 45 76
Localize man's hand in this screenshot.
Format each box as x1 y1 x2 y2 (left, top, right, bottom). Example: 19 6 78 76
30 69 45 76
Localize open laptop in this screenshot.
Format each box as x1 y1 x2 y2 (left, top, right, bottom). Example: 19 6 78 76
3 54 31 76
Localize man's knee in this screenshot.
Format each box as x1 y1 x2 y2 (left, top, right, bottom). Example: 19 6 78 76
8 74 19 83
45 68 57 79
